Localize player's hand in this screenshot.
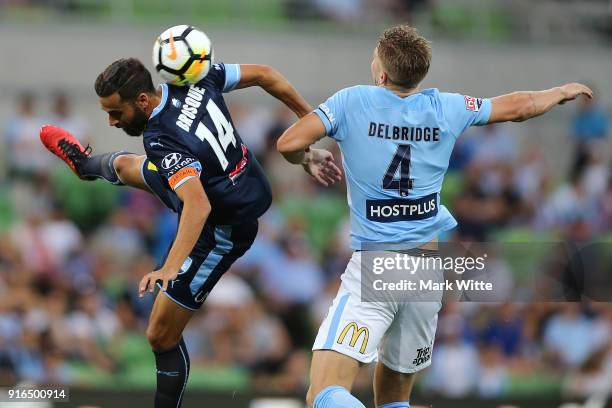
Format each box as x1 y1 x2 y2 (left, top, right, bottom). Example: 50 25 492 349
302 148 342 187
559 83 593 104
139 267 178 297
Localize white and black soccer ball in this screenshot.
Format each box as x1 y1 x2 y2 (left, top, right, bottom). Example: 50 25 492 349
152 25 213 86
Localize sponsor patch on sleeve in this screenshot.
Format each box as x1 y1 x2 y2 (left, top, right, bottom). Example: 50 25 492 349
318 103 336 126
168 166 200 190
464 95 483 112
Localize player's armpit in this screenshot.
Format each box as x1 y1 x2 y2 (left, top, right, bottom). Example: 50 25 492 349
277 112 327 164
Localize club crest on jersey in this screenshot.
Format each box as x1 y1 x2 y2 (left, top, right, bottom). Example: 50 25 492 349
464 95 483 112
162 153 182 169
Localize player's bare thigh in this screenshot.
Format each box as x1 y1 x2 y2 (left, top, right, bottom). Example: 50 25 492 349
373 361 416 406
306 350 361 407
113 154 151 192
146 292 194 351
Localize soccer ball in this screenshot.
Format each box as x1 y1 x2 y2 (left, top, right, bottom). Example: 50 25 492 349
152 25 213 86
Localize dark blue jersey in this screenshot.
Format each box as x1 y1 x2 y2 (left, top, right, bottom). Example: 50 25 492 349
143 63 272 224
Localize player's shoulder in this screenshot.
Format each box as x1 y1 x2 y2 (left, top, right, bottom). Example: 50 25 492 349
338 84 379 97
346 86 442 103
325 85 377 108
195 62 233 89
415 88 459 111
435 90 488 114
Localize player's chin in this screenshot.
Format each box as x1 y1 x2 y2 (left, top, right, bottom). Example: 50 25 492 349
121 126 145 137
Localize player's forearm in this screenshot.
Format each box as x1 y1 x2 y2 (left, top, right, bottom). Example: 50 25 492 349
162 201 209 272
259 67 312 118
277 126 312 164
281 147 309 165
519 88 567 121
490 87 565 123
277 113 327 164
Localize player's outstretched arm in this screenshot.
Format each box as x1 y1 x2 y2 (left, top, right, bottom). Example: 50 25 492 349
277 113 342 187
139 177 210 296
488 83 593 123
235 64 312 118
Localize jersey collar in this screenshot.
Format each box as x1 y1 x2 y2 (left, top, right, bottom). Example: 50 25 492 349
149 83 168 120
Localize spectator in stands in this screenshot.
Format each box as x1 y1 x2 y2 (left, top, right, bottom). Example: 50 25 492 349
543 304 608 368
477 345 508 397
471 124 517 166
3 92 49 180
49 91 90 143
535 171 599 235
600 175 612 231
453 164 523 240
571 89 608 177
479 303 523 357
513 144 552 212
424 331 480 397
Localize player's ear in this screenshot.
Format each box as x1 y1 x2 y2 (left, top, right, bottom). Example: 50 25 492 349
379 71 388 86
135 92 149 110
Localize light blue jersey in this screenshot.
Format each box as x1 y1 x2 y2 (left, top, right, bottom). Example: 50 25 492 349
314 86 492 249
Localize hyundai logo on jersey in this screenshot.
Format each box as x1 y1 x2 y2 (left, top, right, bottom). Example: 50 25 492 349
162 153 182 169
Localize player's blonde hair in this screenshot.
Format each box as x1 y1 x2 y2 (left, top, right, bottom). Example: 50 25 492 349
377 25 431 89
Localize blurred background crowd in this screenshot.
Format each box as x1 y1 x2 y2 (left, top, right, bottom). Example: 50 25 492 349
1 0 611 405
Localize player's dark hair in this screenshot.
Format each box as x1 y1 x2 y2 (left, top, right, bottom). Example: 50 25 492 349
95 58 155 101
377 25 431 89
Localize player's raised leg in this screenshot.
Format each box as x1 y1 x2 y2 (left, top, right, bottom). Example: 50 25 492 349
307 350 365 408
40 124 148 189
146 292 194 408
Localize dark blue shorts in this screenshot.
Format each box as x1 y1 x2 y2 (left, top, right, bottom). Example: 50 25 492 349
141 158 258 310
155 220 258 310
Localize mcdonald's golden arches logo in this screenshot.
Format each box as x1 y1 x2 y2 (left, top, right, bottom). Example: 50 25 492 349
337 322 369 354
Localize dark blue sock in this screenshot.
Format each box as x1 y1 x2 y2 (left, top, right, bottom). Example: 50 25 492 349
80 151 131 185
153 337 190 408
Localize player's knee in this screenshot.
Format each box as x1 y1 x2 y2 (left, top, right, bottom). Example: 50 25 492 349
146 323 180 352
113 154 135 179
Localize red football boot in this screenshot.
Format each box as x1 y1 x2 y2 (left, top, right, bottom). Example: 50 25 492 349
40 125 93 179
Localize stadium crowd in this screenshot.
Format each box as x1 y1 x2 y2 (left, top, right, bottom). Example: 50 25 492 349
0 90 610 399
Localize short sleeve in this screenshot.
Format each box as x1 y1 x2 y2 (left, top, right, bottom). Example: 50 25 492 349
313 89 349 141
200 63 241 93
145 135 202 191
222 64 241 92
439 93 492 137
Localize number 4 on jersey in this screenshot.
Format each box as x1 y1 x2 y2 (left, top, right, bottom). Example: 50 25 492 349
383 144 413 197
195 99 236 170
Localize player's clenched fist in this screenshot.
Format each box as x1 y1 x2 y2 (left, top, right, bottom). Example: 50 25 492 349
559 83 594 104
139 268 178 297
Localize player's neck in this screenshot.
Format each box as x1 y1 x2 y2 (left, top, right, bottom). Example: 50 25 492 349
382 83 419 98
145 90 162 118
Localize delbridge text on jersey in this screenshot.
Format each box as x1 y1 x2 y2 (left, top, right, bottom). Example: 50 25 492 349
368 122 440 142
